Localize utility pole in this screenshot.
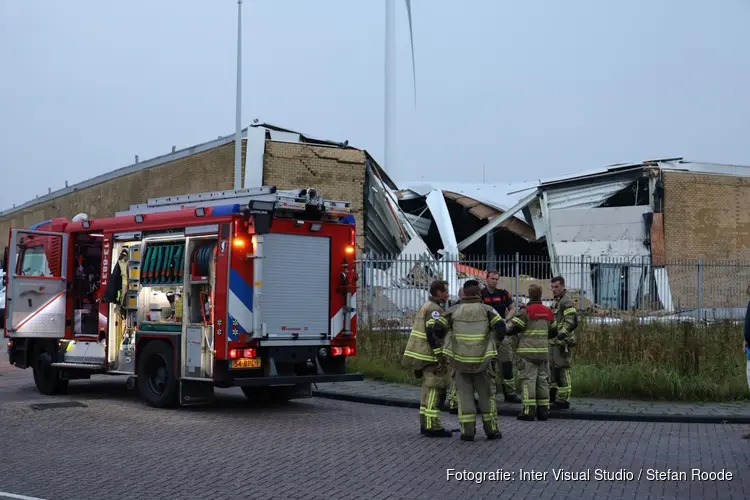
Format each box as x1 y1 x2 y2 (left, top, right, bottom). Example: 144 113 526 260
233 0 243 190
384 0 397 177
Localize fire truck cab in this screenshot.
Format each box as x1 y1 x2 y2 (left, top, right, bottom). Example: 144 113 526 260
3 186 363 407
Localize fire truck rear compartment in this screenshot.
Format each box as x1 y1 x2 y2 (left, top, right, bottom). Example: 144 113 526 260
258 233 331 340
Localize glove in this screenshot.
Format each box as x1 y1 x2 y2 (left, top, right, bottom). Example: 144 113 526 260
556 331 566 341
549 325 559 339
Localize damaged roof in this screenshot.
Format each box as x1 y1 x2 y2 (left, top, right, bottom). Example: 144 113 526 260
531 157 750 188
396 181 539 223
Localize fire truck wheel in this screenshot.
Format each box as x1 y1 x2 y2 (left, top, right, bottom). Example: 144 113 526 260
32 342 69 396
136 340 178 408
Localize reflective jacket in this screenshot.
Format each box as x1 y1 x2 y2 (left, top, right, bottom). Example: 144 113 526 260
508 301 554 363
552 292 578 345
402 298 445 370
550 291 578 367
430 296 501 374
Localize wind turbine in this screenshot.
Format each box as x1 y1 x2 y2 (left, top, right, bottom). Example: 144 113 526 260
384 0 417 179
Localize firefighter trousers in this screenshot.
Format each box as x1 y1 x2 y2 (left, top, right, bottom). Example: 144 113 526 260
447 371 458 410
496 337 517 397
419 365 451 431
454 368 499 439
549 363 571 404
517 357 550 417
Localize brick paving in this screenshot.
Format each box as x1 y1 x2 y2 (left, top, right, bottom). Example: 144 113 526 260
0 360 749 499
312 380 750 423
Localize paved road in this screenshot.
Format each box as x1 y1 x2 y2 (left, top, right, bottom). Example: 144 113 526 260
0 361 749 500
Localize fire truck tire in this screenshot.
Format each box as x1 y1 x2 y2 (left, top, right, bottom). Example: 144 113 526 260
32 342 69 396
136 340 179 408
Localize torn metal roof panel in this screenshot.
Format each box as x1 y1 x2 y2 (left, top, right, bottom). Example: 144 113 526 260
396 181 539 222
544 179 635 210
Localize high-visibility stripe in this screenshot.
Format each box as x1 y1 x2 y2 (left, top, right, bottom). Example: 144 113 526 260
453 333 487 341
403 350 437 362
522 329 548 336
442 349 498 363
563 307 577 315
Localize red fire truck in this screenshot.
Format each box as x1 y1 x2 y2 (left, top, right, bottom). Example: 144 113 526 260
3 186 363 407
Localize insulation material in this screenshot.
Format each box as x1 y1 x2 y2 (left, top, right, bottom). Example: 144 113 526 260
650 213 666 266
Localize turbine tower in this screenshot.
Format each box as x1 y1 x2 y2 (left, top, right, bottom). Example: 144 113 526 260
384 0 417 178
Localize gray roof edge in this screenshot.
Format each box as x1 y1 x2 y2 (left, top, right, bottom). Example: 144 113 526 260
0 128 249 218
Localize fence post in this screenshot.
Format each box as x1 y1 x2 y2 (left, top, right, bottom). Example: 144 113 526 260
366 254 374 332
514 252 520 305
579 255 585 305
697 258 703 318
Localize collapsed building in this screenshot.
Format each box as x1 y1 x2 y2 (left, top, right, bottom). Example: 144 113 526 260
389 158 750 321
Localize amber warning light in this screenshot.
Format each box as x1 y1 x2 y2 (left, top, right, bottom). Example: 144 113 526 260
344 245 355 255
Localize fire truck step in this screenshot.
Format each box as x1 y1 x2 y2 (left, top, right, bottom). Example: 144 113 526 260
50 362 104 370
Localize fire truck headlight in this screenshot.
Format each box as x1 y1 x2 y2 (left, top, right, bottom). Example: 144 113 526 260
318 348 327 358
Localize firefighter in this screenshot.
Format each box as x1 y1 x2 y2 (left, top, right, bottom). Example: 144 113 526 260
549 275 578 410
428 280 505 441
446 287 462 414
507 284 554 421
447 286 481 415
481 270 521 403
401 279 452 438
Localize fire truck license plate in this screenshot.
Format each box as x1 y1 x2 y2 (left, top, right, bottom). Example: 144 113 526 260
230 358 261 369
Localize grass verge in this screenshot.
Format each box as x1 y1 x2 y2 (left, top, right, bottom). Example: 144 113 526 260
347 320 750 402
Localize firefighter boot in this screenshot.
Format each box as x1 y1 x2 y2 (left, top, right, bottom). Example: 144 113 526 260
517 404 536 421
482 418 502 440
537 405 549 421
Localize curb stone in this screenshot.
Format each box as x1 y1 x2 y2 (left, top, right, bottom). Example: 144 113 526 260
311 390 750 424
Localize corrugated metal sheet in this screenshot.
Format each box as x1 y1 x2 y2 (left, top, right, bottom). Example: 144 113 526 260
544 179 633 210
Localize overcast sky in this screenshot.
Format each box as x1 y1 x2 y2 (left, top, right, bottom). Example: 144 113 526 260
2 0 749 211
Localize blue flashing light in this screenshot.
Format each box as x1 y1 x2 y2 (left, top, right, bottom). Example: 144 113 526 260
29 219 52 230
340 214 355 225
211 204 241 217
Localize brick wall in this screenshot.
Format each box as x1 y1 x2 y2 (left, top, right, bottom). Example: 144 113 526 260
262 141 367 251
0 141 244 239
663 171 750 309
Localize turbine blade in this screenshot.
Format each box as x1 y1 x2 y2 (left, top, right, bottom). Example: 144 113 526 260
405 0 416 108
